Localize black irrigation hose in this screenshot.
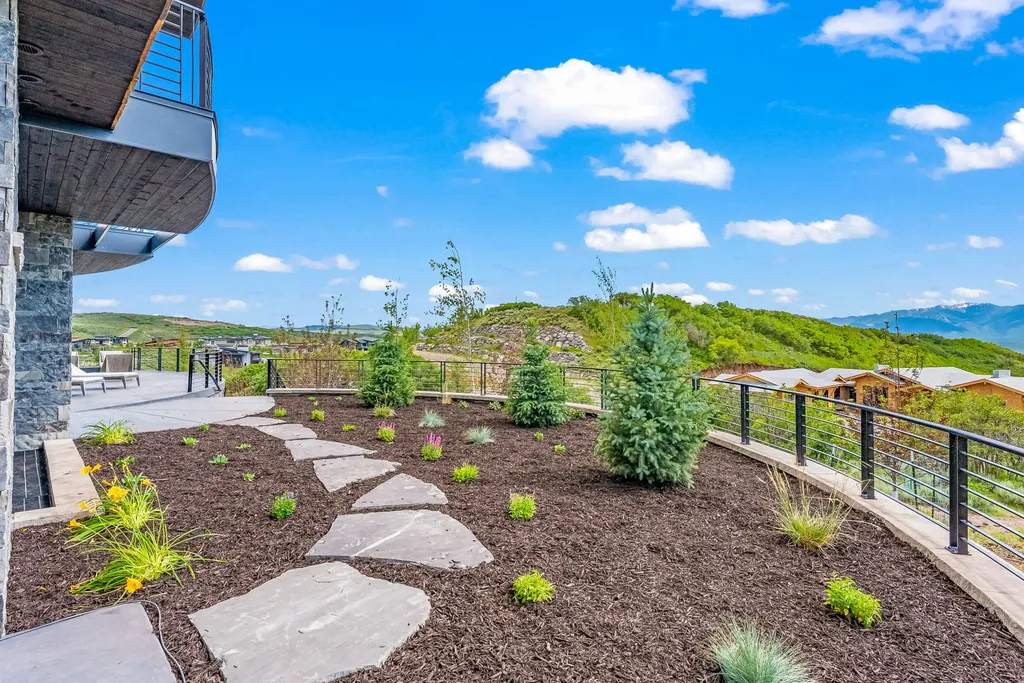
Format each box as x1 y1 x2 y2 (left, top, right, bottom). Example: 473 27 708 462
2 599 188 683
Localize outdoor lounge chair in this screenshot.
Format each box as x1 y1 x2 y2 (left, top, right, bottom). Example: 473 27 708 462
70 364 105 395
99 351 142 388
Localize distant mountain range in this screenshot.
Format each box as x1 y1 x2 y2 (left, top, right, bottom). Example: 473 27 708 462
829 303 1024 352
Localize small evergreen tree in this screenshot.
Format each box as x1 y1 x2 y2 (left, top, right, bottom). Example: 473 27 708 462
596 285 709 486
505 335 569 427
359 331 416 408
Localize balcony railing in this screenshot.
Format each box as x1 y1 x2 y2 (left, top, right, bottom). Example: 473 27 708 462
135 1 213 109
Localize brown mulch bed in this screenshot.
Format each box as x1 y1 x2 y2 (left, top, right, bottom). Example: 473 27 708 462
8 395 1024 682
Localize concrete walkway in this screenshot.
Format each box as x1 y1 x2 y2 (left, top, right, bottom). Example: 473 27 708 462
71 370 212 412
71 396 274 437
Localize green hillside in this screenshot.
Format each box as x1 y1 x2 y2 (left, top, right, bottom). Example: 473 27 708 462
72 313 278 344
472 296 1024 376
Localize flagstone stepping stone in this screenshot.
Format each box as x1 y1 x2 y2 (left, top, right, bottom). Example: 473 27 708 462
0 603 176 682
217 416 284 427
307 510 493 569
286 438 375 461
256 423 318 440
314 456 400 492
352 474 448 510
189 562 430 683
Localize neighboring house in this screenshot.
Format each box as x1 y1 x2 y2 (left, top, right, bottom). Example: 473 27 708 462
356 337 380 351
945 372 1024 412
0 1 218 631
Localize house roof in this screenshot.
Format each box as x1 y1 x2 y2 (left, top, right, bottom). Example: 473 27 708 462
885 367 985 390
954 375 1024 396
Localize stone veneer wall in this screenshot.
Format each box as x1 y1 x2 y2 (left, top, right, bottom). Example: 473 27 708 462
0 0 18 634
14 213 72 451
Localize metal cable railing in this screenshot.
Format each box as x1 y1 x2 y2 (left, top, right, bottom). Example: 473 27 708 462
135 1 213 109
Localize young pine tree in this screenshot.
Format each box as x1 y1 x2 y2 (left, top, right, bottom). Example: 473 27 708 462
359 331 416 408
505 337 570 427
595 286 709 486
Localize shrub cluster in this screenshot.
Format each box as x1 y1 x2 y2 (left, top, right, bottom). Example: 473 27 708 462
824 576 882 628
182 437 198 447
342 424 356 432
377 422 396 442
208 454 229 466
270 492 297 520
509 493 536 520
511 570 554 604
273 408 287 418
374 406 395 418
421 434 443 461
310 409 325 422
452 462 479 482
553 444 566 454
199 424 211 432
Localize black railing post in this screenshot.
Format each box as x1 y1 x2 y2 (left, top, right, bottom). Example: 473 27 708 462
860 409 875 499
176 348 181 372
187 352 194 393
204 350 210 389
948 433 970 555
157 347 163 371
440 361 446 394
267 359 274 390
740 384 750 445
600 369 607 410
795 394 806 466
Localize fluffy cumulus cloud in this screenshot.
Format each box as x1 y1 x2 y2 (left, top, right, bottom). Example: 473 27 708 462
523 290 540 299
967 235 1004 249
996 279 1019 288
772 287 798 303
673 0 786 18
78 298 119 308
201 298 247 317
808 0 1024 59
428 283 485 303
888 104 969 130
631 281 709 305
463 138 534 170
583 203 710 252
360 275 404 292
724 214 880 246
706 281 735 292
233 253 292 273
150 294 186 304
293 254 360 270
748 288 765 295
376 185 389 198
983 37 1024 59
939 109 1024 173
951 286 989 299
593 140 734 189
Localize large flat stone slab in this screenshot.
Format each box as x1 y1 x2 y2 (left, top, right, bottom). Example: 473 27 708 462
189 562 430 683
256 423 318 440
353 474 448 510
307 510 493 569
217 416 284 427
0 603 176 682
287 439 375 461
314 457 400 492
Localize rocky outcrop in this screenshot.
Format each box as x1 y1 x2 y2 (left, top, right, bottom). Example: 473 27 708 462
473 325 589 352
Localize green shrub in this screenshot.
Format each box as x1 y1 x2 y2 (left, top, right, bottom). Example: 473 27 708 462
224 362 268 397
824 577 882 628
310 409 325 422
488 401 504 411
359 332 416 408
198 424 210 432
505 343 569 427
342 424 356 432
509 492 536 520
452 462 478 482
82 420 136 446
596 286 709 486
270 492 297 520
553 444 566 453
336 395 345 402
511 570 554 604
419 410 446 428
273 408 287 418
465 426 494 444
458 400 469 408
237 443 252 451
242 472 255 482
421 434 443 461
182 437 198 447
377 422 396 442
767 467 846 550
307 396 318 402
710 622 811 683
534 432 544 441
374 406 395 418
208 454 229 466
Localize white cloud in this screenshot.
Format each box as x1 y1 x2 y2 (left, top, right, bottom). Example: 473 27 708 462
294 254 360 270
673 0 785 18
907 261 923 268
376 185 389 198
523 290 540 299
594 140 734 189
951 286 988 299
463 138 534 170
553 241 568 252
982 37 1024 59
201 298 248 317
808 1 1024 59
632 282 708 304
926 241 957 251
233 253 292 273
149 294 186 304
888 105 970 130
428 283 485 303
967 235 1003 249
724 214 880 246
748 288 765 295
360 275 404 292
680 294 710 305
393 218 415 228
803 303 827 311
657 261 670 270
772 287 798 303
706 281 735 292
240 126 279 139
166 235 188 247
328 277 349 286
939 109 1024 173
996 279 1019 288
78 298 119 308
583 203 710 253
923 290 942 298
216 218 257 229
904 152 919 164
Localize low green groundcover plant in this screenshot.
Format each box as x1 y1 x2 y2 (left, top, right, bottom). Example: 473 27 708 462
534 432 544 441
421 434 443 461
307 396 318 402
553 444 566 453
208 454 229 466
374 406 395 418
465 426 494 445
342 424 356 432
198 424 210 432
273 408 287 418
710 622 812 683
419 410 446 428
458 400 469 409
270 492 297 520
824 576 882 628
377 422 396 442
511 570 554 604
82 420 136 446
488 401 503 411
452 462 478 482
768 466 846 551
509 493 536 520
182 437 199 447
310 409 325 422
242 472 255 482
237 443 252 451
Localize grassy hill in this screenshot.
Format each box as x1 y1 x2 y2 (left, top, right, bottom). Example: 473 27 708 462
72 313 279 344
471 296 1024 376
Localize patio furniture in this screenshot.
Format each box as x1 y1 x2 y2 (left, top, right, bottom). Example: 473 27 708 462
100 351 135 372
70 364 105 395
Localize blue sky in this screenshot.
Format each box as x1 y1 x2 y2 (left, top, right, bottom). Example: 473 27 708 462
75 0 1024 327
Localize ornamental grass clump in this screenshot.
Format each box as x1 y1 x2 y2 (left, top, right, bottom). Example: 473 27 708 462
310 409 325 422
419 409 446 428
505 340 569 427
509 492 536 520
512 570 554 604
82 420 136 446
824 576 882 628
767 466 846 551
596 285 709 486
709 622 812 683
273 408 287 418
421 433 443 461
359 331 416 408
452 462 479 482
70 463 161 544
377 422 396 442
270 492 297 520
465 426 494 444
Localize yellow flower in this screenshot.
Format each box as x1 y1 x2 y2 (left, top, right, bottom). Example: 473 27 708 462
78 501 91 510
125 578 143 594
80 465 95 476
106 486 128 503
68 519 82 529
101 479 112 487
141 478 152 487
90 464 102 473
